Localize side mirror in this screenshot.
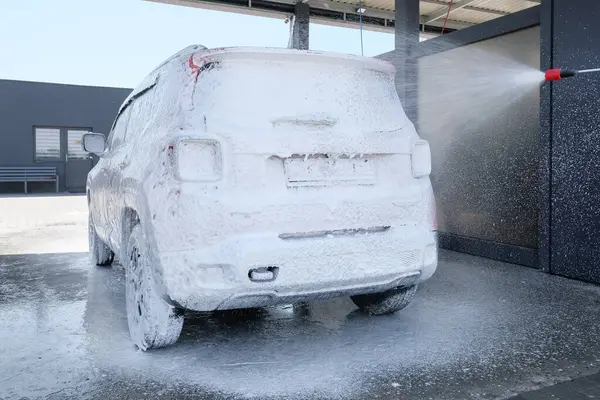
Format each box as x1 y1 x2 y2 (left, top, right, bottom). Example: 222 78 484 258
82 133 106 155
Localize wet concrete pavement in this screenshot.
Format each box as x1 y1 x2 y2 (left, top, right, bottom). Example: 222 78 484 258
510 371 600 399
1 196 600 399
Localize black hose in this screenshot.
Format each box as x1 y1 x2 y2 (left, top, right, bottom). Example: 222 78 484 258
560 69 578 79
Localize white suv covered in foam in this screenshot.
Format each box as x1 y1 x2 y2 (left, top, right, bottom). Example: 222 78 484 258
84 45 438 350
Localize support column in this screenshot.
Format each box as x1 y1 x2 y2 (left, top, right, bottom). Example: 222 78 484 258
291 2 309 50
538 0 553 274
542 0 600 284
395 0 420 51
394 0 420 122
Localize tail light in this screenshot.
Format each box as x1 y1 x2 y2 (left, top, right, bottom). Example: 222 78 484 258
411 139 431 178
168 138 222 182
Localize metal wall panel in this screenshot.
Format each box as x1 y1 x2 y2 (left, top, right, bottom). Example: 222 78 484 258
417 27 541 252
547 0 600 284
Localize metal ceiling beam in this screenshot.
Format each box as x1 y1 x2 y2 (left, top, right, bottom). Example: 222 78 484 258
419 16 471 28
273 0 474 29
145 0 292 18
420 0 509 16
424 0 482 23
309 16 392 33
304 0 394 21
145 0 477 36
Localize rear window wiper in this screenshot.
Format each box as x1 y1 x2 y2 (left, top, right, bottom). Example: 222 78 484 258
271 114 338 128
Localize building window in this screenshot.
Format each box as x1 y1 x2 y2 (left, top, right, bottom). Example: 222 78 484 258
35 127 61 161
67 129 91 159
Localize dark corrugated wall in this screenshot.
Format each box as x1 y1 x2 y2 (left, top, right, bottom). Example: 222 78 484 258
0 79 131 192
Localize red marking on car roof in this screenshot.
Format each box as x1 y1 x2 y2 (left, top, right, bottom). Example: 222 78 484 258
189 55 200 70
188 54 206 102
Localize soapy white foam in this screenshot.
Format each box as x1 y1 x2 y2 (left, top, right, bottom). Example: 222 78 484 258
86 45 437 349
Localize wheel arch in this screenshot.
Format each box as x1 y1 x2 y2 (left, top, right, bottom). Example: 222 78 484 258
121 207 140 261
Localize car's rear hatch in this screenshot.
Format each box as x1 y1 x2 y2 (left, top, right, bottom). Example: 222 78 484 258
188 47 409 140
177 47 430 235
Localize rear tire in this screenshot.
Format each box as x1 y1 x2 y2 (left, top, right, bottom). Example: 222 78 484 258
125 224 183 350
351 285 418 315
89 214 114 266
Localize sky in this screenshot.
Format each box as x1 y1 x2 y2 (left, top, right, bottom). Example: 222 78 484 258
0 0 394 88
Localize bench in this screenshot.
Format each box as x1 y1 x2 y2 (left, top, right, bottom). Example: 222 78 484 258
0 167 59 193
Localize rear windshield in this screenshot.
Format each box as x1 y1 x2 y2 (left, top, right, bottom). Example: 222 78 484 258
192 59 408 134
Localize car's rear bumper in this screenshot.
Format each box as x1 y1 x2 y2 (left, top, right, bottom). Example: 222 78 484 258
157 227 437 311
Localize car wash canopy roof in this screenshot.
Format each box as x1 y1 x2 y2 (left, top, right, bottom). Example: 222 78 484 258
146 0 540 35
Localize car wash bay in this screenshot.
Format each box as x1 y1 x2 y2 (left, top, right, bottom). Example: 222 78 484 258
379 0 600 285
1 1 600 399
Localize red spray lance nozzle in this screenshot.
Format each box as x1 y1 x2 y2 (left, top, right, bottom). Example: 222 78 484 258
545 69 562 81
545 68 578 81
